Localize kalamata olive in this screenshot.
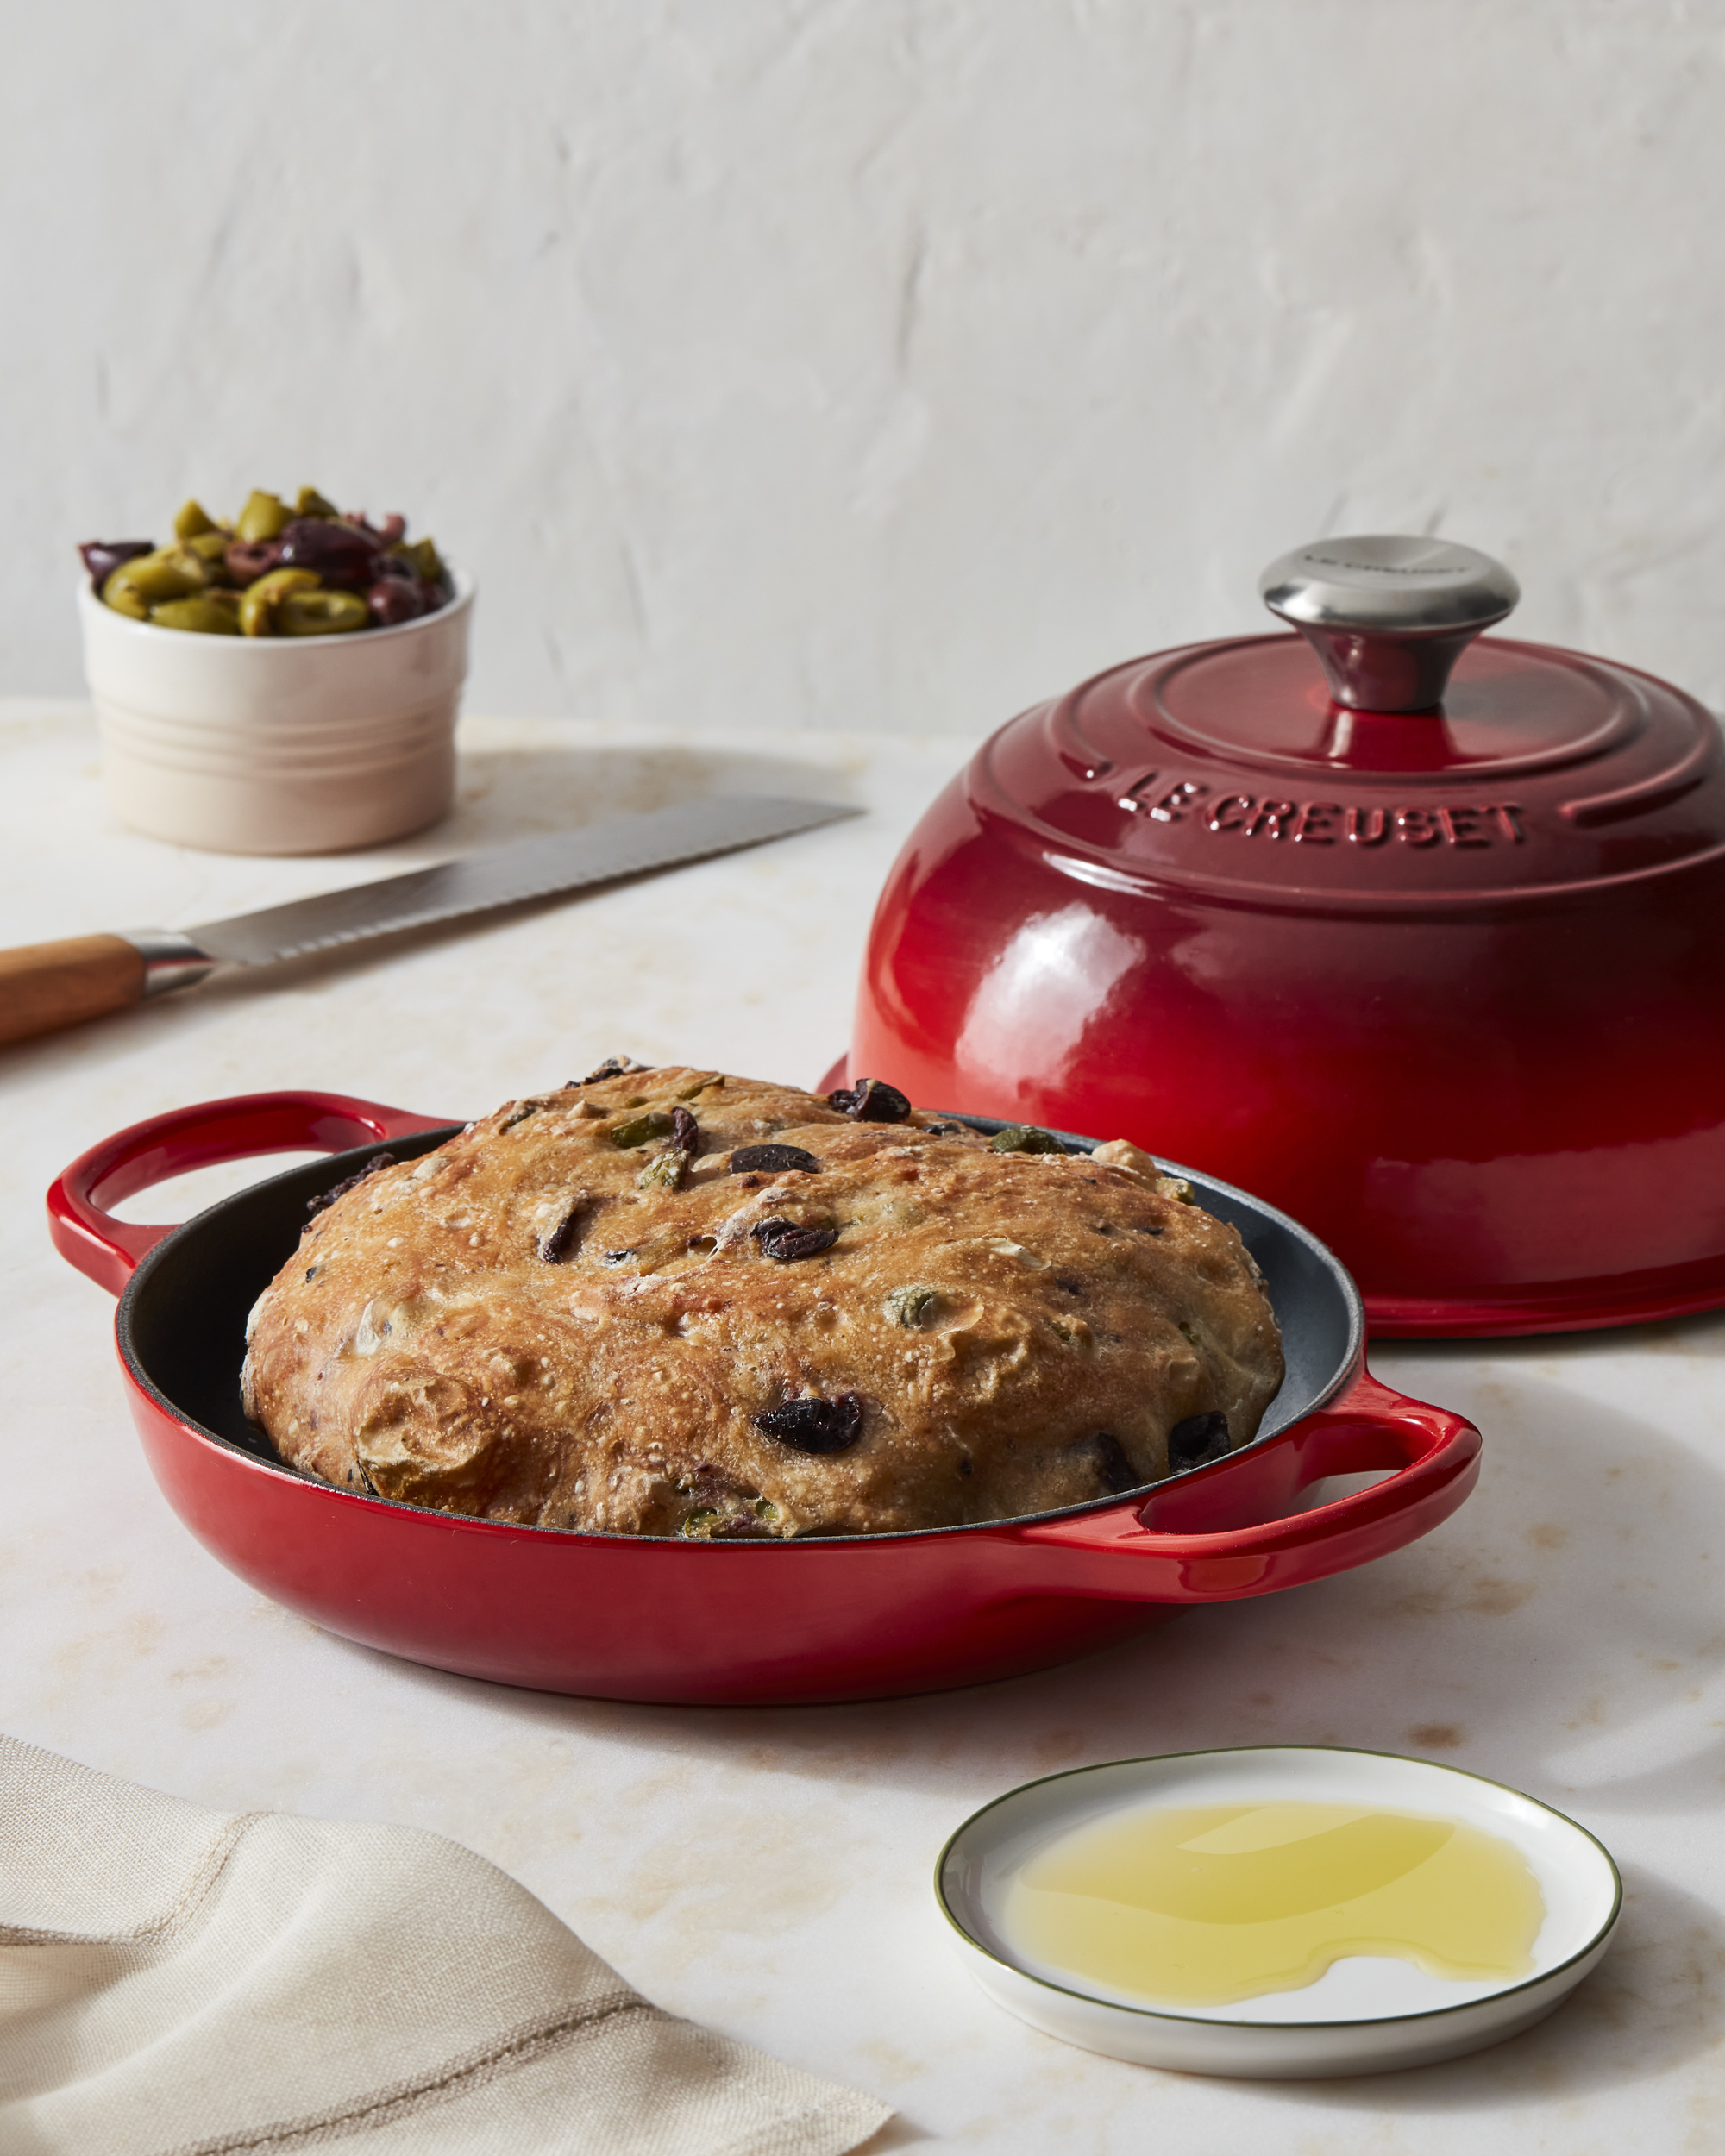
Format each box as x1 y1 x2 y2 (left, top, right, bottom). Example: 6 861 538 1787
827 1077 911 1123
306 1153 395 1219
277 517 380 591
538 1198 586 1263
1090 1432 1138 1493
79 540 153 589
349 511 407 549
1167 1411 1231 1472
578 1056 645 1084
755 1393 864 1454
730 1144 819 1174
751 1218 839 1262
374 542 449 615
226 538 284 585
367 578 425 628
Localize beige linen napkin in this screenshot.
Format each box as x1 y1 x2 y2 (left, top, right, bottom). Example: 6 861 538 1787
0 1734 890 2156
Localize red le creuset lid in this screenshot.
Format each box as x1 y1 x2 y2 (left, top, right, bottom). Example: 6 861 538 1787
850 536 1725 1336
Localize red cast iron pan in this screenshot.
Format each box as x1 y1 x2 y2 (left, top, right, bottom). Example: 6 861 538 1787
48 1091 1482 1706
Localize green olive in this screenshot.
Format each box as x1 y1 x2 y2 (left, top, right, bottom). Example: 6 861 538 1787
988 1124 1069 1155
173 498 216 541
239 567 320 637
105 547 206 606
638 1148 686 1190
185 530 231 566
101 574 149 620
611 1109 674 1149
235 490 291 543
295 486 338 518
884 1284 941 1328
150 592 242 636
275 587 368 636
162 541 212 584
397 536 445 584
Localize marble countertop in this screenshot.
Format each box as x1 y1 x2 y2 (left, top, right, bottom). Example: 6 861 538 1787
4 701 1724 2152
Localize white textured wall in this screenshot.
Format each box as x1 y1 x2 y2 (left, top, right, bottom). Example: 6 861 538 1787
7 2 1725 730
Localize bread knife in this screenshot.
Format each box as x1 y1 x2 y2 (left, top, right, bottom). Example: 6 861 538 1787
0 793 859 1048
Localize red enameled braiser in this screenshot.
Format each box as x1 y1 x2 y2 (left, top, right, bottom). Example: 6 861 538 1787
49 1089 1480 1705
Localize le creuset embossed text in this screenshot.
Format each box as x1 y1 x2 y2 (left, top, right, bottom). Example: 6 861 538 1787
849 536 1725 1336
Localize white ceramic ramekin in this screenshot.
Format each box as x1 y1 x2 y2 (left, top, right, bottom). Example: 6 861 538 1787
77 571 474 856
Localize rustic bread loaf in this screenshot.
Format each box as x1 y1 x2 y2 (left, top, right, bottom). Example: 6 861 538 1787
241 1063 1283 1537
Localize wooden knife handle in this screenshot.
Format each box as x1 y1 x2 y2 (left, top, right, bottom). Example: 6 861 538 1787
0 935 145 1048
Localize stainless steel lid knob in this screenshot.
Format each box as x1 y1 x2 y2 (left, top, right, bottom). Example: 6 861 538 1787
1259 536 1521 712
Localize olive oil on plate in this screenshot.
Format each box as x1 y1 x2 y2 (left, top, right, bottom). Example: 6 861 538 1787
1001 1801 1546 2009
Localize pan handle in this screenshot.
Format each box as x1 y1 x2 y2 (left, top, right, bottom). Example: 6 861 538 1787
47 1090 455 1296
1012 1369 1479 1602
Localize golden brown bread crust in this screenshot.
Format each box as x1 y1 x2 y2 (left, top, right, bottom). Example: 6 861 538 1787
241 1066 1283 1537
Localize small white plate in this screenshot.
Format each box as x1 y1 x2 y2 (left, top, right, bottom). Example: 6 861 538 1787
936 1746 1621 2079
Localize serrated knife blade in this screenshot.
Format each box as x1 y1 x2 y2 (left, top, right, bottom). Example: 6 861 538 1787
181 793 857 968
0 794 860 1048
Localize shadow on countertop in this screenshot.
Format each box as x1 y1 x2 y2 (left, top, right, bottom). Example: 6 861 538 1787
1256 1862 1725 2111
444 740 868 849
